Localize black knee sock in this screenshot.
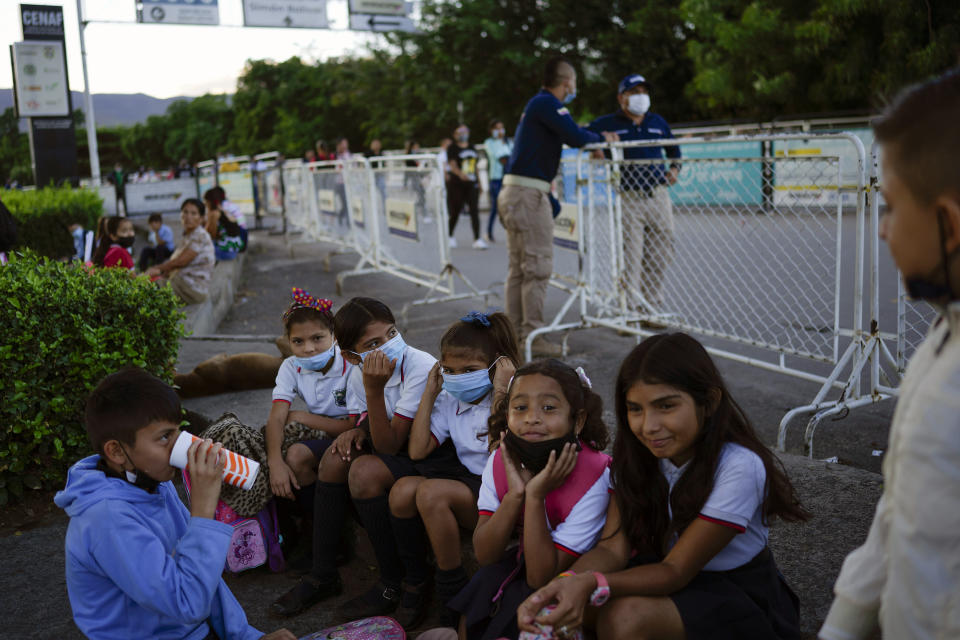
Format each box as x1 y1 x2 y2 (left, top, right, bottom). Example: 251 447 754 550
294 483 316 518
436 565 469 603
389 514 430 586
354 494 404 589
310 481 348 581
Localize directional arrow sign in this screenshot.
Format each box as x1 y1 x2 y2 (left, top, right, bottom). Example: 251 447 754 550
349 12 416 32
242 0 328 29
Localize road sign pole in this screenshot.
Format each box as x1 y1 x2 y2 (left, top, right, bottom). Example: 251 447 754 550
76 0 100 185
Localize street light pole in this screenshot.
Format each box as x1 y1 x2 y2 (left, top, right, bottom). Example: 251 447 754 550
76 0 101 185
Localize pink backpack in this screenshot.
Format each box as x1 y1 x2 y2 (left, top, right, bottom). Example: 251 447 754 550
492 445 611 528
298 616 406 640
182 471 285 573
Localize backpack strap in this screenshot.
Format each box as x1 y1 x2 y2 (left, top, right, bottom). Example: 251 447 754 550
543 447 611 529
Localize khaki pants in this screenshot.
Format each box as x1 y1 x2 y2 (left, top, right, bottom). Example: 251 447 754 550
622 185 674 309
169 272 208 305
498 184 553 339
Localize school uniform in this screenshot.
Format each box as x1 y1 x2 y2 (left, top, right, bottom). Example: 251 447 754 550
628 443 800 640
272 347 353 459
450 445 612 640
423 389 493 496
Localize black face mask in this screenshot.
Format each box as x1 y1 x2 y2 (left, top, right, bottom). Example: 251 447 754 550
116 235 135 249
904 210 958 303
119 444 160 493
503 429 580 475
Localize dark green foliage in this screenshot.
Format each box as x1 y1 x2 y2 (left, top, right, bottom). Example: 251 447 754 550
0 252 185 504
3 187 104 259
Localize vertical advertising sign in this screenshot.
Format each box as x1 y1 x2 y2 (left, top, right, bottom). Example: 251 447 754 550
15 4 79 186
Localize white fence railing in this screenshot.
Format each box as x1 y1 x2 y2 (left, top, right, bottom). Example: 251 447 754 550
528 134 933 457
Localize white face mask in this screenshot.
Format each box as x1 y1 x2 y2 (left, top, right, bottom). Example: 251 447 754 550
627 93 651 116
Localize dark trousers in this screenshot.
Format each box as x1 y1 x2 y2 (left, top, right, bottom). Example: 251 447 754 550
138 245 172 271
486 178 502 239
447 179 480 240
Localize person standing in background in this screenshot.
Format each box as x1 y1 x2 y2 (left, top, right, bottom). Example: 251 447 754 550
483 119 512 243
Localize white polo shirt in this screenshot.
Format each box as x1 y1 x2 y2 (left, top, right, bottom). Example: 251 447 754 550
429 389 492 475
345 345 437 421
660 442 768 571
272 348 353 417
477 453 611 557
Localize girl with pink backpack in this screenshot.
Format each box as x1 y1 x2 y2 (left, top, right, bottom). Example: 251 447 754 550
447 359 612 640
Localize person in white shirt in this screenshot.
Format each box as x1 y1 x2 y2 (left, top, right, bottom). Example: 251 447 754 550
270 297 436 621
265 288 355 510
518 333 809 640
388 311 520 628
819 70 960 640
449 359 614 640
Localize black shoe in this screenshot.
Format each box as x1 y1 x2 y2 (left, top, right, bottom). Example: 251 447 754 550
336 582 400 620
284 550 312 577
394 579 433 630
269 575 342 617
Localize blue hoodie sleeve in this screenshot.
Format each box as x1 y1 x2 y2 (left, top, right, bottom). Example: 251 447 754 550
535 98 604 148
209 578 263 640
88 512 237 624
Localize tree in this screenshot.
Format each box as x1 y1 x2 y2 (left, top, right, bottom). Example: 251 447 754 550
0 108 31 185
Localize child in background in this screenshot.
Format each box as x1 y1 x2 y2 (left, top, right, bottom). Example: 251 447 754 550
819 71 960 640
388 311 520 628
270 297 437 619
517 333 808 640
204 188 244 261
91 216 135 269
54 367 295 640
267 288 355 521
449 359 612 640
138 212 175 271
67 223 86 261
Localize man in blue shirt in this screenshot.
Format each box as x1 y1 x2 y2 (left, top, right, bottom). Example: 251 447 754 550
499 57 617 356
588 74 682 314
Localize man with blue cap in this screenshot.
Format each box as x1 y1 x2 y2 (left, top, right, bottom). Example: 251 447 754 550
589 74 682 317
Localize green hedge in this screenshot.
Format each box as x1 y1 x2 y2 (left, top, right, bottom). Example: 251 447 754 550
0 252 185 504
3 187 104 259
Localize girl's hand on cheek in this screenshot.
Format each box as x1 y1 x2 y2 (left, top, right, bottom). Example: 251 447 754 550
526 443 578 500
424 362 443 396
500 441 530 496
362 350 395 390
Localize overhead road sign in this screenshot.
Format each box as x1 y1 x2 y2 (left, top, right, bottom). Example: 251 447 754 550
11 41 70 117
349 13 416 32
138 0 220 26
242 0 329 28
348 0 406 16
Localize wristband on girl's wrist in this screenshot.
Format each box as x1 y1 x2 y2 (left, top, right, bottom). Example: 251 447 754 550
589 571 610 606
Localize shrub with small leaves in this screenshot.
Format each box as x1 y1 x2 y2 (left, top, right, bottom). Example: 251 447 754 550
3 187 104 259
0 251 185 504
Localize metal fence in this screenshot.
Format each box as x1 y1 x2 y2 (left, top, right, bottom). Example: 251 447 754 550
524 133 936 457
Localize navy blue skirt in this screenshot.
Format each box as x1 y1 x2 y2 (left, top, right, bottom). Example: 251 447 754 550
630 547 800 640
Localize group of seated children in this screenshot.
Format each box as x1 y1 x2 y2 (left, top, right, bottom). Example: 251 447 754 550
58 288 808 640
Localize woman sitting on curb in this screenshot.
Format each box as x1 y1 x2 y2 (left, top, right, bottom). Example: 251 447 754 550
146 198 215 305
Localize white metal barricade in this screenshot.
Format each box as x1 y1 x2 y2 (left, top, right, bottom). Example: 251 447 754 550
217 157 256 221
524 134 928 456
335 154 495 317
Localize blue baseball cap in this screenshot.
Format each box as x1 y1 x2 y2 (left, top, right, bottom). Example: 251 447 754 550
618 74 648 94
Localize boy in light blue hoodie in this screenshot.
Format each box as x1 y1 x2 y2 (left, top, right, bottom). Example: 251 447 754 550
54 367 295 640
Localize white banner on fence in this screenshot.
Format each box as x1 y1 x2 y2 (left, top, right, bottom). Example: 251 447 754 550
125 178 198 214
217 170 255 216
553 202 578 251
386 198 417 240
317 189 337 215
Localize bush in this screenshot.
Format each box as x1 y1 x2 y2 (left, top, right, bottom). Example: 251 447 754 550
0 252 185 504
2 187 104 259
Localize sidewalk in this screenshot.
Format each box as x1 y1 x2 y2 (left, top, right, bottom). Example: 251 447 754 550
1 221 884 639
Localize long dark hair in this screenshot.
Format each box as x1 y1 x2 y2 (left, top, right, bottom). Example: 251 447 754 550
91 216 126 266
486 359 609 453
612 333 809 556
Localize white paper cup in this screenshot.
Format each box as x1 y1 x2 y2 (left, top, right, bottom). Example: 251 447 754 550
169 431 260 491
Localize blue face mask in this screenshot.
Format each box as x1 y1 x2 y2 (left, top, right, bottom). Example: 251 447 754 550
441 356 503 403
296 344 336 371
563 88 577 105
349 332 407 367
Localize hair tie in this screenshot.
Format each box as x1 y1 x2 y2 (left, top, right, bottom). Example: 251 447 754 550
282 286 333 320
575 366 592 390
460 310 491 327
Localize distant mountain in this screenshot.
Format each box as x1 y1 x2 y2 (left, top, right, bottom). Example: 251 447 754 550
0 90 195 127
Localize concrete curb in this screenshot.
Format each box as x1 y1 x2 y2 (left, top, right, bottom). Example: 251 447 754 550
181 253 245 336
